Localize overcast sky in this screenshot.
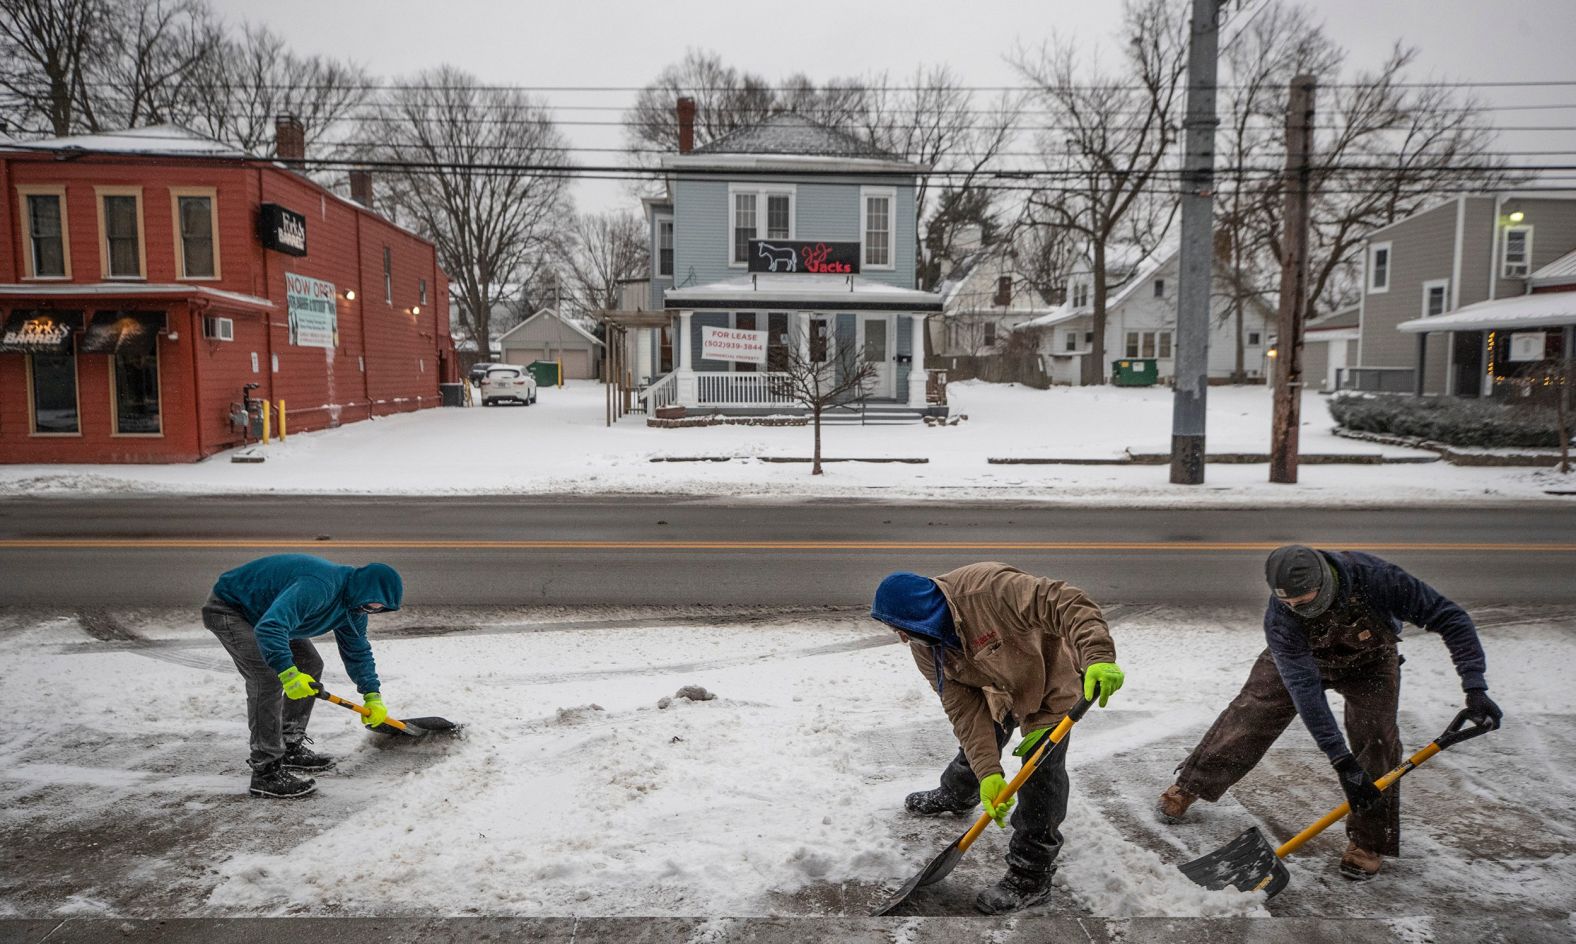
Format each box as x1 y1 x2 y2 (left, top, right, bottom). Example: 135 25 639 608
208 0 1576 214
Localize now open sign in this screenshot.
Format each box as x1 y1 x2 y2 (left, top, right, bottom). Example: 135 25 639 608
701 325 768 365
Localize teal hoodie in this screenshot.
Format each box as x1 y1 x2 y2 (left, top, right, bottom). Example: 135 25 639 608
213 553 402 694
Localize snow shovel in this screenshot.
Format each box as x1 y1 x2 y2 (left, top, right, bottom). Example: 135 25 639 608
1178 708 1495 898
315 688 464 739
871 691 1098 916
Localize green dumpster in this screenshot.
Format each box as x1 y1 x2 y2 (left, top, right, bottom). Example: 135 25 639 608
1111 358 1159 386
527 360 560 387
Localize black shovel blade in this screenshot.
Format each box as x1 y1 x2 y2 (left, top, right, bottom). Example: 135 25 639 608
870 836 966 916
369 716 465 739
1178 826 1291 899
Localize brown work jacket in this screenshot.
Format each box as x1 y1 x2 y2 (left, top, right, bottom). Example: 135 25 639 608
910 562 1117 779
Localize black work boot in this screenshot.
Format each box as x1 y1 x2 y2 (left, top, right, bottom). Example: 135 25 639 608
249 761 317 799
975 867 1055 915
281 737 336 772
904 787 978 816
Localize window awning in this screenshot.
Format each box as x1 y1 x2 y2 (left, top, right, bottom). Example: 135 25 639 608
0 309 83 354
80 310 166 355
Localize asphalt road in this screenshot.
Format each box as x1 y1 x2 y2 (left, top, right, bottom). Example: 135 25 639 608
1 497 1572 607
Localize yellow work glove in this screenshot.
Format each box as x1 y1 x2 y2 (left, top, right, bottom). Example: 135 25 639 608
980 773 1015 828
1083 662 1125 707
277 666 318 700
362 692 388 728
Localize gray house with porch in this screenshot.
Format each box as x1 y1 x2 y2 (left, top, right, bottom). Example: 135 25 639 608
625 106 942 416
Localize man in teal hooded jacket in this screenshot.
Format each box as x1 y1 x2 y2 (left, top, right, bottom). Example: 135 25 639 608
202 554 403 798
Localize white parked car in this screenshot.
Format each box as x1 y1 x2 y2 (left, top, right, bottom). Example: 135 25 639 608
480 365 538 406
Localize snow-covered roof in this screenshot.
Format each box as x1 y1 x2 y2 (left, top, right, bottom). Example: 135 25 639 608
1015 306 1087 330
664 274 941 310
1398 289 1576 333
0 282 273 310
1531 247 1576 287
4 124 249 158
497 308 604 347
693 113 900 161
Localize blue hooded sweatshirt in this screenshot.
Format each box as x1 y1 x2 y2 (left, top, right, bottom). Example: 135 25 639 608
871 571 960 692
213 553 402 694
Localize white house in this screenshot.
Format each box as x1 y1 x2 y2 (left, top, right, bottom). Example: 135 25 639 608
933 242 1058 357
1015 248 1275 385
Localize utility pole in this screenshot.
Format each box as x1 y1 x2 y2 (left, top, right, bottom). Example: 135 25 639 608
1270 75 1317 483
1169 0 1224 485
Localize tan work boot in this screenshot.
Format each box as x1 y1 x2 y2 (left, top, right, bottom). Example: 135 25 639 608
1339 842 1383 880
1157 784 1198 823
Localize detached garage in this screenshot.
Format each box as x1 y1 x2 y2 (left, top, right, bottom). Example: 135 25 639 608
497 308 604 380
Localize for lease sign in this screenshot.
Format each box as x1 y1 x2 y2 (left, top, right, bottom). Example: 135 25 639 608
701 325 768 364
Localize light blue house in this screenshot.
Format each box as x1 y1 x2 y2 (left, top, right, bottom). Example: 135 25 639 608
630 109 943 415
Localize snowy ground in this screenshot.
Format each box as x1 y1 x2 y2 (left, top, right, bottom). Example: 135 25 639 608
1 603 1571 921
1 381 1571 505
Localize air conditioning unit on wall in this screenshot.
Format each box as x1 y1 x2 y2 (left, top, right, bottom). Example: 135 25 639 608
203 316 234 341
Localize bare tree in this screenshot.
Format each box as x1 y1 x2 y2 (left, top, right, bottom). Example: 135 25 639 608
623 49 776 163
0 0 112 135
864 65 1021 289
182 23 370 158
778 327 878 475
1012 0 1188 384
376 66 575 353
88 0 221 130
559 211 649 319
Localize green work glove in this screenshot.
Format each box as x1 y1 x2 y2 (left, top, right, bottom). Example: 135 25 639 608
361 692 388 728
980 773 1015 828
277 666 318 700
1012 726 1051 758
1083 662 1125 707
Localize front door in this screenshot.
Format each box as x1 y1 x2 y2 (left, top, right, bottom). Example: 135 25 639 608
859 314 895 399
1451 331 1483 398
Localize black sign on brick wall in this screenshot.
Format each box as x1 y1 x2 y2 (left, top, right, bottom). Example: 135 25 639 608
746 239 861 275
259 203 308 257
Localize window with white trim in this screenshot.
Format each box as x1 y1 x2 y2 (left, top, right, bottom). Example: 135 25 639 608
1422 279 1450 318
728 185 795 265
171 189 218 279
1064 330 1078 352
21 188 69 278
1071 281 1089 308
983 322 997 346
1247 331 1262 346
861 187 894 269
383 246 393 303
1367 242 1391 294
98 188 145 279
657 217 674 276
1153 279 1165 298
1125 330 1171 358
1502 226 1532 278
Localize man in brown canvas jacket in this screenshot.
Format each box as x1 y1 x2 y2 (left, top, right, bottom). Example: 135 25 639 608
871 562 1126 914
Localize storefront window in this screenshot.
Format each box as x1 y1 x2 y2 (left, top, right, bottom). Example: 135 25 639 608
177 195 215 278
30 352 79 434
114 349 161 434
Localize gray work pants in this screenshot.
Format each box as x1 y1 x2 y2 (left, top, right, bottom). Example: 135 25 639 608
202 593 324 770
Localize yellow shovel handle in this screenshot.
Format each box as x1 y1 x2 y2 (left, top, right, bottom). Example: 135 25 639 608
1274 741 1442 858
317 689 410 733
957 711 1079 854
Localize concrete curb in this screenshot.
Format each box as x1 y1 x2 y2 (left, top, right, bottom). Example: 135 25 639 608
987 453 1434 466
1333 427 1565 467
3 917 1572 944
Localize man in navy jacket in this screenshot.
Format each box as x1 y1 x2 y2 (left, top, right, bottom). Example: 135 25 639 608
1157 546 1501 879
202 554 403 798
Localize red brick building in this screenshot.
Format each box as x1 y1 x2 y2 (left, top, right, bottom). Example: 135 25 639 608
0 123 455 463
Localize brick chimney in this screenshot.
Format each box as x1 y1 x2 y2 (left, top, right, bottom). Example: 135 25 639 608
349 169 374 209
275 115 305 164
676 97 696 154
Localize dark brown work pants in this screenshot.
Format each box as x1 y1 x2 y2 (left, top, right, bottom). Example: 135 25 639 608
1174 648 1402 855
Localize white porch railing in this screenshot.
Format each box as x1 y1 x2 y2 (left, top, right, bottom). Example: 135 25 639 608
696 371 797 407
639 372 679 411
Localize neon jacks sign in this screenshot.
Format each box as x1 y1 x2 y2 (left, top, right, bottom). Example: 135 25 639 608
747 239 861 275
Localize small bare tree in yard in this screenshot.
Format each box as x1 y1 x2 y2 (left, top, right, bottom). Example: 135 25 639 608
777 326 877 475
